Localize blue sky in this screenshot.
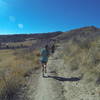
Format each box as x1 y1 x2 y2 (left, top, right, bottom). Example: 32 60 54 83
0 0 100 34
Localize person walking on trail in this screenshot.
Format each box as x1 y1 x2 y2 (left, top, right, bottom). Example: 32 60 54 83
40 45 50 77
51 44 55 54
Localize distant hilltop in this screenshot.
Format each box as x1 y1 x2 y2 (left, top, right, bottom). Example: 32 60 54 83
0 31 62 43
53 26 100 41
0 26 99 43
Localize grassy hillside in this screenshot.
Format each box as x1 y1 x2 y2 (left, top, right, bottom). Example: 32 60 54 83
0 26 100 99
58 34 100 86
54 26 100 42
0 48 40 100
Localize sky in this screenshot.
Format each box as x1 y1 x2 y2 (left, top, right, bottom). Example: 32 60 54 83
0 0 100 34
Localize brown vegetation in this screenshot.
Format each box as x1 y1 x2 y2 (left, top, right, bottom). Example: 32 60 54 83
62 37 100 85
0 48 40 100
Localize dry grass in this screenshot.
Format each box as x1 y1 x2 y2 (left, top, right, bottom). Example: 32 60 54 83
0 48 40 100
63 37 100 84
9 40 36 46
1 40 37 48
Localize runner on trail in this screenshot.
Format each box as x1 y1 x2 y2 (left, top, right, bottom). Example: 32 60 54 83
51 44 55 54
40 45 50 77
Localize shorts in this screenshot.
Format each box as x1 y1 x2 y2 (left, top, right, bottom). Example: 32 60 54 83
41 61 47 64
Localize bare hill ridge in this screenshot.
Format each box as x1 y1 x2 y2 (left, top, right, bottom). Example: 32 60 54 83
0 26 100 43
54 26 100 41
0 31 62 42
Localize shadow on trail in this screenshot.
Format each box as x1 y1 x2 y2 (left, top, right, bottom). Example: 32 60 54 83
45 75 81 82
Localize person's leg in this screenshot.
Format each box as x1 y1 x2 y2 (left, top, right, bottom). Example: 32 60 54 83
41 61 48 77
44 62 47 73
41 63 45 76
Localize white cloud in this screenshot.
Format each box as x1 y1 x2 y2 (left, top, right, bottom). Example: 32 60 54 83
9 16 16 22
18 24 24 29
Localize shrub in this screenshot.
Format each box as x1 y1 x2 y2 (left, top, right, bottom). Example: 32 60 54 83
0 48 40 100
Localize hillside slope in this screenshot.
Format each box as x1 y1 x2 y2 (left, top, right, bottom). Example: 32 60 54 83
0 31 62 43
54 26 100 42
25 42 100 100
25 26 100 100
0 26 100 100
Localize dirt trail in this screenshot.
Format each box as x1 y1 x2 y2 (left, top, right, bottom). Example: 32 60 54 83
26 50 65 100
26 46 100 100
31 56 65 100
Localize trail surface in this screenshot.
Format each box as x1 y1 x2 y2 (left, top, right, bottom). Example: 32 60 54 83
25 48 65 100
28 55 65 100
26 47 100 100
